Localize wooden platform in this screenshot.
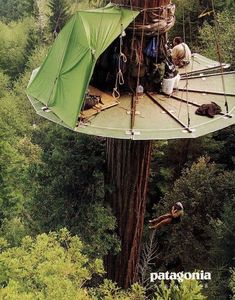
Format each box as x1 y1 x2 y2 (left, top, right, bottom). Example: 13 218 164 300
79 86 119 120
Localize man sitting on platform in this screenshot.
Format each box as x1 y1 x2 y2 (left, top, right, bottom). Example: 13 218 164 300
171 37 191 68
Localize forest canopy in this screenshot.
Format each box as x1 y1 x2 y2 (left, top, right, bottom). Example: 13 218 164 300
0 0 234 299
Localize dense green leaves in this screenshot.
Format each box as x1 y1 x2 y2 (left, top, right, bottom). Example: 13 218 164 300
170 0 235 61
199 11 235 68
0 0 36 22
0 229 104 299
0 0 234 298
0 18 38 78
147 158 235 299
0 72 10 98
26 127 120 257
230 269 235 299
154 280 206 300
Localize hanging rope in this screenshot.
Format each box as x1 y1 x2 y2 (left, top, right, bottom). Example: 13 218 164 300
182 6 191 128
136 0 147 92
130 0 147 131
182 6 186 44
112 22 127 100
188 13 192 46
129 0 147 130
184 73 191 128
211 0 229 114
128 0 137 95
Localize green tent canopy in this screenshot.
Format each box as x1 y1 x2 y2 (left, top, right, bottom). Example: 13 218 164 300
27 4 139 128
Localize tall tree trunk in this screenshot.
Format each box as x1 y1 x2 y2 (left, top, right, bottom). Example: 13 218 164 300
105 138 152 288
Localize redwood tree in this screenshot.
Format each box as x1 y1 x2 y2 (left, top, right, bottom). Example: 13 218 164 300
104 0 172 288
105 139 152 288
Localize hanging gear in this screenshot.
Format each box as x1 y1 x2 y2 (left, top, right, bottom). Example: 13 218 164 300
152 62 165 84
112 25 127 100
130 38 146 78
164 58 176 78
144 37 158 58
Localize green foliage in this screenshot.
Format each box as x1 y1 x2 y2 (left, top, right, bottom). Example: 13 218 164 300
0 136 42 238
169 0 201 46
48 0 70 35
0 0 36 22
170 0 235 51
205 197 235 299
0 69 42 237
90 279 146 300
0 84 42 220
0 18 38 78
210 126 235 170
214 0 235 11
0 72 10 98
0 218 28 247
0 1 234 297
230 269 235 300
24 128 119 257
154 280 206 300
199 11 235 68
0 140 27 219
13 45 49 126
149 134 226 206
76 203 121 257
28 129 105 229
0 36 46 234
149 158 235 299
0 229 104 299
88 0 109 8
153 157 235 271
0 35 120 265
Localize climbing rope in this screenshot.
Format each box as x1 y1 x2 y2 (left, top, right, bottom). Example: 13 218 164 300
130 0 148 131
136 0 147 93
211 0 229 114
128 0 137 95
181 6 191 128
182 6 186 44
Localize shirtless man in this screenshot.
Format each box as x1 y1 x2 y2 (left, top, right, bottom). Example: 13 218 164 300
149 202 184 230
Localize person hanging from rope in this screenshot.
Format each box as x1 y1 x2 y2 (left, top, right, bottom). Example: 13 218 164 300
149 202 184 230
171 37 191 68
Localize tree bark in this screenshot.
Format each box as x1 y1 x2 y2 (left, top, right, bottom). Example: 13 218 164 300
105 138 152 288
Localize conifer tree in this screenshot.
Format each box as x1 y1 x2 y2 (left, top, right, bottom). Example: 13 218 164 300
48 0 70 37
